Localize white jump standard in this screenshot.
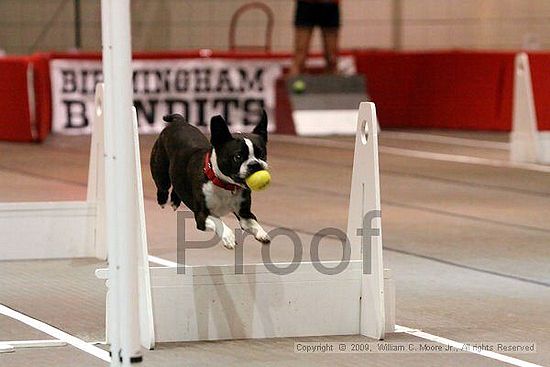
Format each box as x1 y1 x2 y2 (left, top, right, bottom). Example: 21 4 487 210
510 52 550 164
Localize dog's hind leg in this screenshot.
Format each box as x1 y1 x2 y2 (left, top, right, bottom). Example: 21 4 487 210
205 215 236 250
194 205 236 250
150 138 171 208
170 190 181 210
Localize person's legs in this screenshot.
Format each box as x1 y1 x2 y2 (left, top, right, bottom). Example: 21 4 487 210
321 27 339 74
291 1 315 76
318 2 340 74
290 26 313 76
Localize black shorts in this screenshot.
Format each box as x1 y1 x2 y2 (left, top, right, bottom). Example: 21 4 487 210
294 1 341 29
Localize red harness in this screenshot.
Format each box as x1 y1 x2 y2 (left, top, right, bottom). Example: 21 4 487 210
203 151 241 192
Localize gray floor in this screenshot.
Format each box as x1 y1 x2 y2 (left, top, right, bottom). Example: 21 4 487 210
0 130 549 366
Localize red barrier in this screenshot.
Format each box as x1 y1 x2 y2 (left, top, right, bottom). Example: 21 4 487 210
2 50 550 142
529 53 550 131
354 50 515 131
0 57 36 142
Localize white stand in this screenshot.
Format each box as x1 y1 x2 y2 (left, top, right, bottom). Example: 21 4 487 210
510 52 550 164
347 103 386 339
92 84 155 351
100 0 143 363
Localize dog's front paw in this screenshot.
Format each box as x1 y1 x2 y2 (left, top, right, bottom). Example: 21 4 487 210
255 230 271 245
221 232 236 250
170 202 180 211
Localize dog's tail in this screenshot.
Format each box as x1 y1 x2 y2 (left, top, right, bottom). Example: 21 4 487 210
162 113 186 125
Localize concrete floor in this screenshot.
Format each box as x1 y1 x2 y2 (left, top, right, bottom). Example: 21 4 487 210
0 130 549 366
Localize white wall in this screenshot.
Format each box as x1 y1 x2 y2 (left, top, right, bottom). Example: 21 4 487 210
0 0 549 55
399 0 550 50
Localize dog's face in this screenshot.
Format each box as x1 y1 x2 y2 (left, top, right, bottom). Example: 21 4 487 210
210 111 269 186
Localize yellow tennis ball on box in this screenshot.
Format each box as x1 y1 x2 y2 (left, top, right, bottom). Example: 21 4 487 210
292 79 306 94
246 170 271 191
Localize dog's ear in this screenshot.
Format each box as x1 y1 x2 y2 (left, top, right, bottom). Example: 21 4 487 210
163 113 185 123
252 110 268 142
210 115 233 147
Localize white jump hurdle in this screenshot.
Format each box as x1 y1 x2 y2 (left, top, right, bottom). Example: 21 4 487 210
510 52 550 164
91 100 395 347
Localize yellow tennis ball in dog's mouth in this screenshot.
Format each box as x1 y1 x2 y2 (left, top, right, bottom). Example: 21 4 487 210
245 170 271 191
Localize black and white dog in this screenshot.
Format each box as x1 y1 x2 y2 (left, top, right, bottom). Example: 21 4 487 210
150 112 270 249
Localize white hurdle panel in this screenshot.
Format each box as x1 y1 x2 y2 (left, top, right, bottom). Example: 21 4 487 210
0 201 97 260
96 101 395 348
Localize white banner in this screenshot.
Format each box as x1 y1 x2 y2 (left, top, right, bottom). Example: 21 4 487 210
50 58 283 135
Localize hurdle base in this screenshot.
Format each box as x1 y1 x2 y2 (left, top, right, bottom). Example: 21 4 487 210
0 340 67 353
97 261 395 344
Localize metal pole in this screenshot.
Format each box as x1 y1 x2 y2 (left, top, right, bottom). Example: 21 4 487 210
101 0 142 365
391 0 402 50
74 0 82 49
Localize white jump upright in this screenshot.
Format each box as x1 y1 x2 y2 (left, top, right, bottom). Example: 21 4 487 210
92 83 155 354
510 52 550 164
347 102 386 339
100 0 143 364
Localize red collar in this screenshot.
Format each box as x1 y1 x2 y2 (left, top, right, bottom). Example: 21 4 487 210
204 151 241 192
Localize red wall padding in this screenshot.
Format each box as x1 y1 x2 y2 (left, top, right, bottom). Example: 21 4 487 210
529 53 550 131
0 57 35 142
2 50 550 142
354 50 516 131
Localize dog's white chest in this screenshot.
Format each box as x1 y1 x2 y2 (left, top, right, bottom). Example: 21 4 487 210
202 182 243 217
